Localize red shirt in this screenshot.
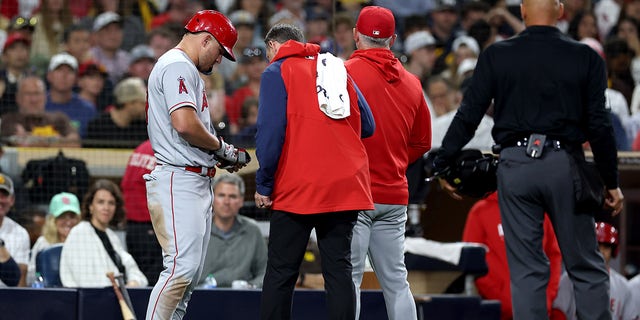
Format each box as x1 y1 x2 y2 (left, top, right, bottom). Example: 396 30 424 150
463 192 562 319
121 140 155 222
345 48 431 205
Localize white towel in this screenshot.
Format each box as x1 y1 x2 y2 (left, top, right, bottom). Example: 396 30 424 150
404 237 487 265
316 53 350 119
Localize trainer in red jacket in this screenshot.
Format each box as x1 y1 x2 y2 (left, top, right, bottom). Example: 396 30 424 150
463 192 562 319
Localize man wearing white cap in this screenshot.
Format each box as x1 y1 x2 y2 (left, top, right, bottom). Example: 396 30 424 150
403 30 437 82
0 173 29 287
89 12 132 85
45 52 96 138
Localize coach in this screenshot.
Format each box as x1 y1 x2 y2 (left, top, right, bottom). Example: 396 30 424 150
432 0 624 319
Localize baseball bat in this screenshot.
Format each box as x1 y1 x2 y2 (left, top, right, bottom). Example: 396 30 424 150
115 273 135 317
106 272 136 320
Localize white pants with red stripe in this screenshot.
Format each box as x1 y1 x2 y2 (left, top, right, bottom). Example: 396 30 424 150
144 165 213 320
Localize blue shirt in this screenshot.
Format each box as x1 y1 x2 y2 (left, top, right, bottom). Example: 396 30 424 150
45 94 97 138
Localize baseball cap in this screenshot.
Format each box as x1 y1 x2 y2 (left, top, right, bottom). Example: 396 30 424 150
229 10 256 26
433 0 457 12
356 6 395 38
0 174 14 195
130 44 155 63
49 192 81 218
404 31 436 55
78 60 108 78
240 46 266 64
452 35 480 56
3 33 31 51
49 52 78 72
93 11 122 32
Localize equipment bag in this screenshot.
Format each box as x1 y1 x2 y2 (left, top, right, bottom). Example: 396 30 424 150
22 151 90 204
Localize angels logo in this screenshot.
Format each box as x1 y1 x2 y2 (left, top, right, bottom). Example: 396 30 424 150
201 89 209 111
178 76 188 94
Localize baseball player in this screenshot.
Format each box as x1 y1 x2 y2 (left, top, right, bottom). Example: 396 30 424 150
144 10 250 320
552 222 639 320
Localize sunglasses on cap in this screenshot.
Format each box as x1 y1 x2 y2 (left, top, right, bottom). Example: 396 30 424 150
12 16 37 30
243 47 264 58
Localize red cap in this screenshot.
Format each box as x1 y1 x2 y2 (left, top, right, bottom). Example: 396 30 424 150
3 33 30 51
356 6 395 39
78 60 107 77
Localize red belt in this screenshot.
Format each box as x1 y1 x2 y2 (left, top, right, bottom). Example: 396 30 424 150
185 166 217 177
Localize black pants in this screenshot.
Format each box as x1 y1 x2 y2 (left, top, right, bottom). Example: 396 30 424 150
126 221 163 285
260 210 358 320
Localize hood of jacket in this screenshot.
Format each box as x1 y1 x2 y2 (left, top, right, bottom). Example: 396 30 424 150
349 48 401 83
271 40 320 62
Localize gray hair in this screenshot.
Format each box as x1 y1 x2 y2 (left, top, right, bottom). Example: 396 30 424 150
359 33 393 48
264 23 305 45
212 174 245 196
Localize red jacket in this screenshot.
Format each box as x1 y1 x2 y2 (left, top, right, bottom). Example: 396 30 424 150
462 192 562 319
345 48 431 205
121 140 155 222
255 41 374 214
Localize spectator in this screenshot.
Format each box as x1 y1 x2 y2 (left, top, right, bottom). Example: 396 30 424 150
228 46 267 132
62 24 93 64
427 76 494 150
26 192 80 286
332 12 356 61
0 236 21 287
89 12 132 85
29 0 74 75
403 30 437 83
121 140 162 286
612 17 640 85
85 0 147 51
126 45 156 83
553 222 639 319
567 10 599 41
429 0 463 75
198 174 267 288
150 0 203 29
1 75 81 147
463 192 562 320
219 10 261 92
86 77 148 148
0 173 29 287
45 53 97 138
230 0 274 45
146 24 182 60
441 35 480 87
605 37 636 105
60 179 148 288
305 7 333 53
202 72 231 139
459 1 490 34
77 60 110 111
16 206 46 248
0 33 33 116
234 97 259 147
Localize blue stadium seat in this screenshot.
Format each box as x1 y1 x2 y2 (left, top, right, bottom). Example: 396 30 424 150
35 243 64 287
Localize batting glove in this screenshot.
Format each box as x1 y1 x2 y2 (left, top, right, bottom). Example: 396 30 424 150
213 137 238 163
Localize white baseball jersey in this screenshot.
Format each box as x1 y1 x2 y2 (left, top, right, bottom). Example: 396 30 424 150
630 275 640 310
147 48 216 167
554 270 640 320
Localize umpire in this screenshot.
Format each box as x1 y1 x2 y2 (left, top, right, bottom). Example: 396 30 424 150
433 0 624 319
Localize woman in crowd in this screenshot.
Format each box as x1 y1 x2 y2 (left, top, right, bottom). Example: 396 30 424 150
59 179 147 287
27 192 81 286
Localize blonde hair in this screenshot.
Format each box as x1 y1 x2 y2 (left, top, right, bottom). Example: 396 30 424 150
42 215 61 244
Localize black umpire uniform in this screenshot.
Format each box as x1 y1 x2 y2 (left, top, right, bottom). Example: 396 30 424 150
434 23 618 320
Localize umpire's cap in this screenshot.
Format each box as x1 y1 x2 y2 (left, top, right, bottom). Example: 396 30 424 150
426 149 498 198
185 10 238 62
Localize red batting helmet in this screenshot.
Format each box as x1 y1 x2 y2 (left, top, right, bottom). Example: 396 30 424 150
595 222 619 257
185 10 238 62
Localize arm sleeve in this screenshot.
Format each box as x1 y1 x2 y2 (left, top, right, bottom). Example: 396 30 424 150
438 49 495 163
255 64 287 196
0 257 21 286
407 96 432 163
348 76 375 138
584 53 619 188
162 62 199 114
